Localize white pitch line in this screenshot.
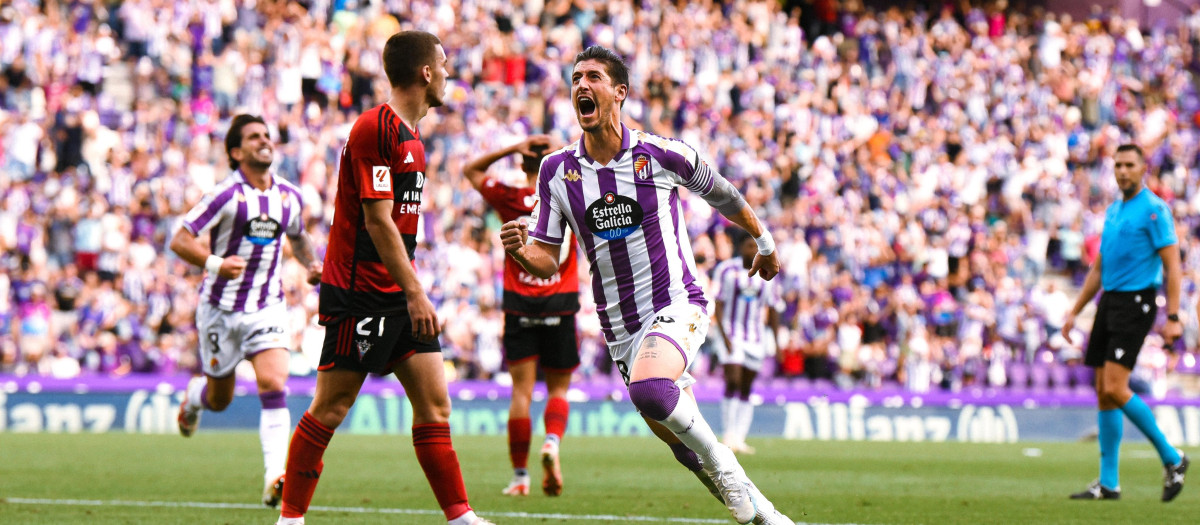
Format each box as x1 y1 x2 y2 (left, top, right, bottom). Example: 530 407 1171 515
3 497 866 525
2 497 725 523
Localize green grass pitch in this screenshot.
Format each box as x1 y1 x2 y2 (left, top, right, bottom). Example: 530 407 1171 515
1 433 1196 524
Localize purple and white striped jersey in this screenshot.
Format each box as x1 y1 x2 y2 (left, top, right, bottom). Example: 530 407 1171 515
181 171 304 313
713 258 784 345
529 124 721 343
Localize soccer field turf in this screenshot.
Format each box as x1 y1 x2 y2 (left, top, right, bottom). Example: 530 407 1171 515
1 433 1196 524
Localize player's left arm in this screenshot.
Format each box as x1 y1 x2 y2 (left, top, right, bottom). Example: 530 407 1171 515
286 229 322 285
1159 242 1182 345
702 178 779 281
672 142 779 280
1150 202 1182 345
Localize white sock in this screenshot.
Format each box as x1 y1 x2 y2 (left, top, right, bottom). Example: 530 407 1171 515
448 510 479 525
275 517 304 525
260 407 291 481
659 389 736 474
736 398 755 444
187 379 206 411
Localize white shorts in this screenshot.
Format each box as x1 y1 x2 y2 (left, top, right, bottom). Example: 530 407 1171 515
196 302 290 378
607 303 710 390
717 339 765 372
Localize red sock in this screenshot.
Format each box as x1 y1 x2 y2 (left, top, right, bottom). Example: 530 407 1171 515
508 417 531 470
281 412 333 518
544 397 569 440
413 423 471 520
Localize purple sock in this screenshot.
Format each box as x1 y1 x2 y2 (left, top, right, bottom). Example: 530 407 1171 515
670 442 702 472
200 384 213 410
627 378 679 421
260 390 287 410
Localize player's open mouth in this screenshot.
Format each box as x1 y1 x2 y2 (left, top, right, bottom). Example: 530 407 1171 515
258 148 271 156
578 96 596 117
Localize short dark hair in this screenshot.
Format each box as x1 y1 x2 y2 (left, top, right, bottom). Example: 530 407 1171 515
574 45 629 105
1115 143 1145 159
383 30 442 89
226 114 267 171
521 144 550 175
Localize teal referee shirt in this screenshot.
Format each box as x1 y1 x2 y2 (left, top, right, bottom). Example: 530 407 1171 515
1099 188 1177 291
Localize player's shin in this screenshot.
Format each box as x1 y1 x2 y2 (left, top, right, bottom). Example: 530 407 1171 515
413 423 472 520
280 412 332 518
260 390 290 482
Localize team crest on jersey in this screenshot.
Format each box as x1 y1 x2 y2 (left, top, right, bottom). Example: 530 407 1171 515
586 192 644 240
634 155 650 180
563 168 581 182
356 339 372 361
245 214 282 246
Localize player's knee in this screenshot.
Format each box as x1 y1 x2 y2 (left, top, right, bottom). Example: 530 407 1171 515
628 377 679 421
669 442 702 472
207 391 233 411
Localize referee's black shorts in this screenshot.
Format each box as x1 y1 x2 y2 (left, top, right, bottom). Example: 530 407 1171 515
1084 288 1157 369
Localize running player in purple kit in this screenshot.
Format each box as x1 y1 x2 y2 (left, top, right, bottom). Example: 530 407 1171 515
500 45 793 525
171 114 322 507
713 230 785 455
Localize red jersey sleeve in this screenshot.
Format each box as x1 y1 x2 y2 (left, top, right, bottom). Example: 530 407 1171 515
347 126 394 201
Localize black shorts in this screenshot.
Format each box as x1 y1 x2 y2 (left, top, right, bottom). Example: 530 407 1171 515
503 313 580 373
319 314 441 375
1084 288 1157 369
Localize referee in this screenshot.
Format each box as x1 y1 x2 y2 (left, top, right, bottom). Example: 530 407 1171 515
1063 144 1189 502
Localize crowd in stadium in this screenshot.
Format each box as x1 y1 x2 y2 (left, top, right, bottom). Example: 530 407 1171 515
3 0 1200 395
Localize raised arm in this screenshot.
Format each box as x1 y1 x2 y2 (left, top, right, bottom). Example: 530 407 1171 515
700 176 781 281
464 135 553 191
500 220 562 279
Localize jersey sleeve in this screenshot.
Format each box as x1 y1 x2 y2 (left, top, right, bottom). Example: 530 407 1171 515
1149 200 1178 250
528 167 566 246
348 128 394 201
479 177 518 218
181 185 235 236
284 187 304 237
661 138 721 196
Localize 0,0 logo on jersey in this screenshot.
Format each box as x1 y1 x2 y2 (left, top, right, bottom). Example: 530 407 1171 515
245 215 283 246
586 192 643 240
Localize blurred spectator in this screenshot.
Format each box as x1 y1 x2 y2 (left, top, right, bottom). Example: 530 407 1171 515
0 0 1198 398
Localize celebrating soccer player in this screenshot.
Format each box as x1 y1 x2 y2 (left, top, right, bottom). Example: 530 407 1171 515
500 45 793 525
1063 144 1188 502
275 31 495 525
171 113 322 507
465 136 581 497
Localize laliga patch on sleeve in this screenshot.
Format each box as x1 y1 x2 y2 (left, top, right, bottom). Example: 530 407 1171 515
372 166 391 192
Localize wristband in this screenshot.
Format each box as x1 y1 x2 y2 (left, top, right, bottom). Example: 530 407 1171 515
754 231 776 256
205 254 224 274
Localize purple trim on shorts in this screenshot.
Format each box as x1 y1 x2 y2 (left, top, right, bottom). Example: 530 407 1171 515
259 390 287 409
645 331 688 369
